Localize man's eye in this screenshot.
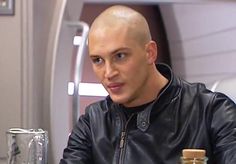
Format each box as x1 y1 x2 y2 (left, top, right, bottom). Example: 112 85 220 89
116 53 126 60
92 57 103 65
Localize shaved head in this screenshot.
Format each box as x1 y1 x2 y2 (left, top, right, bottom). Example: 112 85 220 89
88 5 152 47
87 5 166 107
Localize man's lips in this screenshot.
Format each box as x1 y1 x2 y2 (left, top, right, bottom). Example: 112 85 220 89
107 83 124 92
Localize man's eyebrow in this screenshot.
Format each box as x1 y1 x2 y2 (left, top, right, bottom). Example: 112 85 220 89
89 54 100 58
110 47 130 54
89 47 131 57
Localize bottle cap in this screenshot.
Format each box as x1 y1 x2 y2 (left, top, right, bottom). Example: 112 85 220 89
182 149 206 158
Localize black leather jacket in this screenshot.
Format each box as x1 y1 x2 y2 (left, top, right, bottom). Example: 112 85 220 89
60 64 236 164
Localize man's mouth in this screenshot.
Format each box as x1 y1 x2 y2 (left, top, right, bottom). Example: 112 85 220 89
107 83 124 93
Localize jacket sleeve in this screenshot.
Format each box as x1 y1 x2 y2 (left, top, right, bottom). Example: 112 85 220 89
210 92 236 163
60 111 93 164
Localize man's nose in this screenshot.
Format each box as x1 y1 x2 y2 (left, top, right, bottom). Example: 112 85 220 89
104 62 118 79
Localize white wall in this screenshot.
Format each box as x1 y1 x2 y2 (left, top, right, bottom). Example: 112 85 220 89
0 0 56 163
0 0 22 161
160 2 236 87
0 0 83 163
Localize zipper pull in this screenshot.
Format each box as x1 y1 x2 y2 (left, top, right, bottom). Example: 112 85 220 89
119 131 126 148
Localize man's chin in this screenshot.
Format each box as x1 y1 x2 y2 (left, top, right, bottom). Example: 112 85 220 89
109 95 127 105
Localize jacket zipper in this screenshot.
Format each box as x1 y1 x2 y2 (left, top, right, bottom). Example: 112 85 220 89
118 113 135 164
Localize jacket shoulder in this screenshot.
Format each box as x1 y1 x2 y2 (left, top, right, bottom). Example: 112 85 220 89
84 96 114 114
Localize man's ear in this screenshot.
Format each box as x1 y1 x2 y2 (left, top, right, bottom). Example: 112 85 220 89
145 41 158 64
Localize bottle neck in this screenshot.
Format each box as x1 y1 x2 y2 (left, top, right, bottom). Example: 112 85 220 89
181 149 207 164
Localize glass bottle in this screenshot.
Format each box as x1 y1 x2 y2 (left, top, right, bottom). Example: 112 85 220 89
180 149 208 164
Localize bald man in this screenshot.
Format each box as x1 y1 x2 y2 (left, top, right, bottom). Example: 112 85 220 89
60 5 236 164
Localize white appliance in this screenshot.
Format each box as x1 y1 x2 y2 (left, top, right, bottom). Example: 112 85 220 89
43 0 88 163
211 77 236 103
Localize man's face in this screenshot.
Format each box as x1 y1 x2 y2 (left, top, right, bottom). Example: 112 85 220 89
88 26 151 107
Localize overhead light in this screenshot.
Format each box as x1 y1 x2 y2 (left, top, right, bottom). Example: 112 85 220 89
68 82 108 97
73 36 88 46
68 82 75 95
79 83 108 97
73 36 82 45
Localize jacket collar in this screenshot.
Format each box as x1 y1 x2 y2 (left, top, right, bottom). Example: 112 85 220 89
137 63 181 132
107 63 181 132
